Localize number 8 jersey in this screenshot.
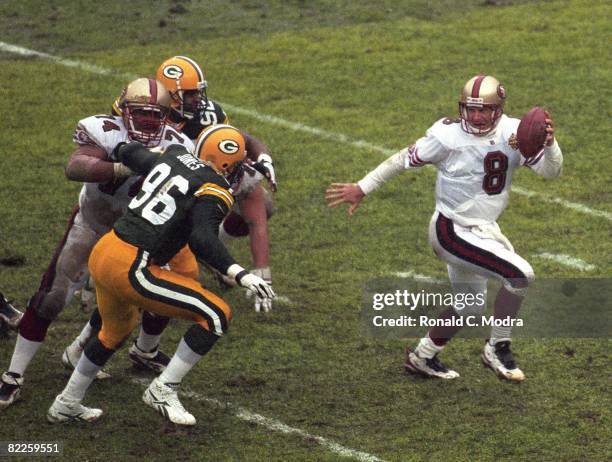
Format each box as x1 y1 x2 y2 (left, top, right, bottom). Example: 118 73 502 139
358 114 562 228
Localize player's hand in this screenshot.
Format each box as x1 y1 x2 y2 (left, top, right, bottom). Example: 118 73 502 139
238 272 275 304
254 153 277 192
325 183 365 216
544 111 555 146
245 267 273 312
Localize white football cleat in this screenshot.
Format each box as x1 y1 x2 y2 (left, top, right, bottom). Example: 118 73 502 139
0 293 23 330
481 341 525 382
47 395 103 423
0 372 23 410
405 348 460 379
143 377 196 426
62 343 111 380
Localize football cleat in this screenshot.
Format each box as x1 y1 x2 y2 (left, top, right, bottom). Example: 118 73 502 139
128 341 170 374
481 341 525 382
61 343 111 380
47 395 103 423
405 348 460 379
0 372 23 410
143 377 196 426
0 292 23 330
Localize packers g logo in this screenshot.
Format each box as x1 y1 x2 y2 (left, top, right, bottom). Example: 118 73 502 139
218 140 239 154
163 65 184 79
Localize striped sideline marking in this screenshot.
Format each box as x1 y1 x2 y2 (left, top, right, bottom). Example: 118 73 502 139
2 41 611 222
532 253 596 271
132 379 388 462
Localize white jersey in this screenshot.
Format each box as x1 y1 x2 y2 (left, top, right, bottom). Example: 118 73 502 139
359 114 562 228
73 115 194 234
412 115 522 226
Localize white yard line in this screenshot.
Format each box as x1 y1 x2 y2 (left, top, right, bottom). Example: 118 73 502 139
532 253 596 271
2 40 610 222
391 271 446 284
132 379 389 462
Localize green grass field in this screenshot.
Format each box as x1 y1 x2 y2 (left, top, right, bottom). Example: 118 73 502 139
0 1 610 461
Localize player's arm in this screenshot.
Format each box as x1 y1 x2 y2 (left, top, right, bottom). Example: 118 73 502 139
65 144 117 182
325 148 407 215
241 131 277 192
67 119 135 182
116 142 162 175
189 194 274 299
525 115 563 179
326 128 447 215
188 198 237 274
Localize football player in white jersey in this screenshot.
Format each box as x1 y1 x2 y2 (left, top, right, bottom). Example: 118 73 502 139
326 75 563 382
0 78 194 410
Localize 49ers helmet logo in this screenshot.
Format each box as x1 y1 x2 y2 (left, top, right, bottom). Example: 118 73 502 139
162 64 184 79
218 140 240 154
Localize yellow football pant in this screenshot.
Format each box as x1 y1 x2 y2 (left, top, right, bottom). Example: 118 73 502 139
89 230 231 350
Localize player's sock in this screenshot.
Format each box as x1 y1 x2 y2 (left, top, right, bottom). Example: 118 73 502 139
414 335 444 359
160 326 219 384
159 339 202 384
61 367 96 403
428 307 463 347
62 337 115 402
8 334 42 376
489 287 523 345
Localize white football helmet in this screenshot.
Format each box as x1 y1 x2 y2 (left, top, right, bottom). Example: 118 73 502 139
459 75 506 135
117 78 171 147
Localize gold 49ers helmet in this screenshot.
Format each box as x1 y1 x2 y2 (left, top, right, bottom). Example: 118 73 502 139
459 75 506 135
195 124 246 177
117 78 171 147
156 56 208 120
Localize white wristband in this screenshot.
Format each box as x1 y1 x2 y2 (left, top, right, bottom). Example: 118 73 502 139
226 264 246 281
257 153 273 164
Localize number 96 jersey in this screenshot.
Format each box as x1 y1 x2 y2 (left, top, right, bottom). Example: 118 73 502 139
114 144 235 267
73 114 194 235
408 114 524 227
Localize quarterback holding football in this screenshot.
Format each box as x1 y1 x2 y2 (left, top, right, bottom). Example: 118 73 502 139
327 74 562 381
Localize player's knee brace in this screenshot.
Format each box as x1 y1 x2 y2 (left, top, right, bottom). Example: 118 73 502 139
184 324 219 356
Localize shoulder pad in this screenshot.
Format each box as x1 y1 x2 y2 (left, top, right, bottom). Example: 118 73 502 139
74 115 128 153
160 126 195 152
426 117 463 149
194 172 234 210
497 114 520 140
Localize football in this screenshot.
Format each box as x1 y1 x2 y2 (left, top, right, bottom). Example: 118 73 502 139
516 107 548 158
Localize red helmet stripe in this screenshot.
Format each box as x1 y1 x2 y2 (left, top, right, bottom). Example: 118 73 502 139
148 78 157 104
471 75 487 98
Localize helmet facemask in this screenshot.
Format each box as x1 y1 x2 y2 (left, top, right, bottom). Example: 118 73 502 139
171 83 208 120
123 103 168 147
459 75 506 136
